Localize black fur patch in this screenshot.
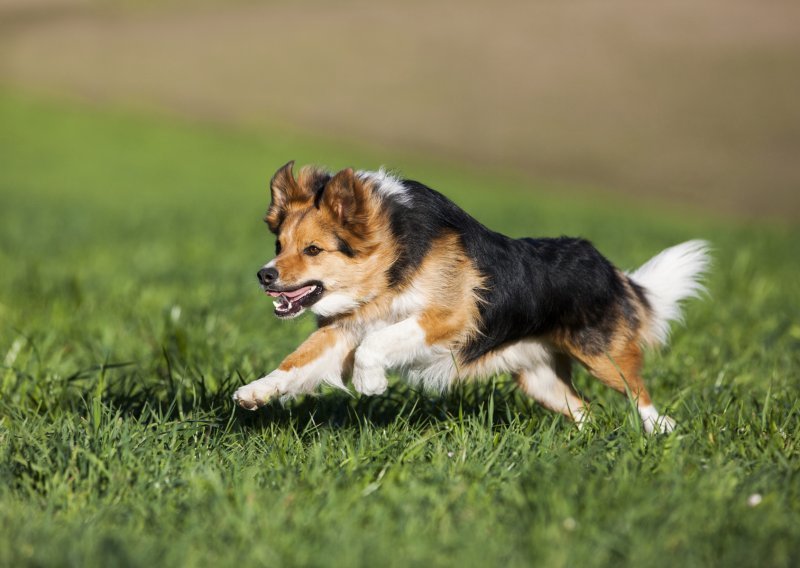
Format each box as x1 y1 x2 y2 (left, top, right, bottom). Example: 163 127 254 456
311 172 333 209
382 182 441 285
383 180 485 286
464 236 628 361
335 233 356 257
388 180 637 362
265 171 331 234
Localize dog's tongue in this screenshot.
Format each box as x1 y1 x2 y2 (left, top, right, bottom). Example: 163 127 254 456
283 285 314 299
267 285 314 299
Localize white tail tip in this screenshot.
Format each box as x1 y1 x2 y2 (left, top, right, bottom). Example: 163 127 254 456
628 240 711 346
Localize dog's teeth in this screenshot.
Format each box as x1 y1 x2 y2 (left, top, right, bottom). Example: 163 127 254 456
272 300 280 309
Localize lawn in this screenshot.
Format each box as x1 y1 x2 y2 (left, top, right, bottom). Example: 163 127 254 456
0 91 798 567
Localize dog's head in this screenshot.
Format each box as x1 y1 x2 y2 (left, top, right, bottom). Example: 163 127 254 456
257 162 387 319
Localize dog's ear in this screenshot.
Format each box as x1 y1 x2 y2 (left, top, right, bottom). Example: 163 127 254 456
265 161 310 232
322 168 370 228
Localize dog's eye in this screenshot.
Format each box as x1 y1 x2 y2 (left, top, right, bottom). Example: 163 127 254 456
304 245 322 257
275 240 282 255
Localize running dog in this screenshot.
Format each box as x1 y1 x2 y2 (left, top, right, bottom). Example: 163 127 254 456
233 162 709 433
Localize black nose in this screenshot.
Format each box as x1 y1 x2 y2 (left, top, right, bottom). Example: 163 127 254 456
257 267 278 286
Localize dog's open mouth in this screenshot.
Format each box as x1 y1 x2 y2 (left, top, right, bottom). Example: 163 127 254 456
265 282 323 318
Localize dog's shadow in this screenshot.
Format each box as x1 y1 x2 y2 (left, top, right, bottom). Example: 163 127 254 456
229 379 539 433
60 363 601 435
84 366 559 433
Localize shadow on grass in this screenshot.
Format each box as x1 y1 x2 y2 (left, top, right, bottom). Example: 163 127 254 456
43 364 540 433
230 379 534 433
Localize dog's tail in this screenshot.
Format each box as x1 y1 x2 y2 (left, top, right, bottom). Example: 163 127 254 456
627 240 711 347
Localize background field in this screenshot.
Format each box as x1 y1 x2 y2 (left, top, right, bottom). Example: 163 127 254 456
2 0 800 566
1 92 799 567
2 0 800 220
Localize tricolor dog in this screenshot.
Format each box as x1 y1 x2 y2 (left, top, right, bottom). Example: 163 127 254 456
233 162 709 433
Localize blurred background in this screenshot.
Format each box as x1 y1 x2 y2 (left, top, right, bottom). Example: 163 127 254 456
2 5 800 563
2 0 799 221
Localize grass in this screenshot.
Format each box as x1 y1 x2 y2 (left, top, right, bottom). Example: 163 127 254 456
1 90 799 567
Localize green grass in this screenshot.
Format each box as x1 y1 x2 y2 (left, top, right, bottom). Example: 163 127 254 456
1 90 799 567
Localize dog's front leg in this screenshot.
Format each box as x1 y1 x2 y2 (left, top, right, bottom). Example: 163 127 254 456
233 326 354 410
352 317 431 395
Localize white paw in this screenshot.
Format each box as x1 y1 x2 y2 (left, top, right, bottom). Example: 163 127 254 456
573 408 589 431
352 366 388 396
233 373 285 410
638 404 676 434
642 414 677 434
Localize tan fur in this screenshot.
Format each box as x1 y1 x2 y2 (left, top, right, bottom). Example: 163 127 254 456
267 167 485 367
564 327 653 407
269 168 398 307
413 232 484 347
329 232 484 360
265 161 309 231
279 326 342 371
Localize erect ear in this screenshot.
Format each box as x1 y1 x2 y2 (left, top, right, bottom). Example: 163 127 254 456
321 168 369 227
265 161 310 232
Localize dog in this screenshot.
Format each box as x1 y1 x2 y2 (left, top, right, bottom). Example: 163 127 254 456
233 162 709 433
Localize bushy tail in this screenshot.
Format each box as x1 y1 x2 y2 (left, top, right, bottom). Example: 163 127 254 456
627 240 711 347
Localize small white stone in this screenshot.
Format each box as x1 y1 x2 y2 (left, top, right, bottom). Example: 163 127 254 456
747 493 763 507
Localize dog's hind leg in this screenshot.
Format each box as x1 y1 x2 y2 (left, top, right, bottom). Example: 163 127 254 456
515 353 587 427
233 326 354 410
573 339 675 434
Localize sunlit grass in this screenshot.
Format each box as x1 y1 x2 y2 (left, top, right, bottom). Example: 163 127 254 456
1 91 798 567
